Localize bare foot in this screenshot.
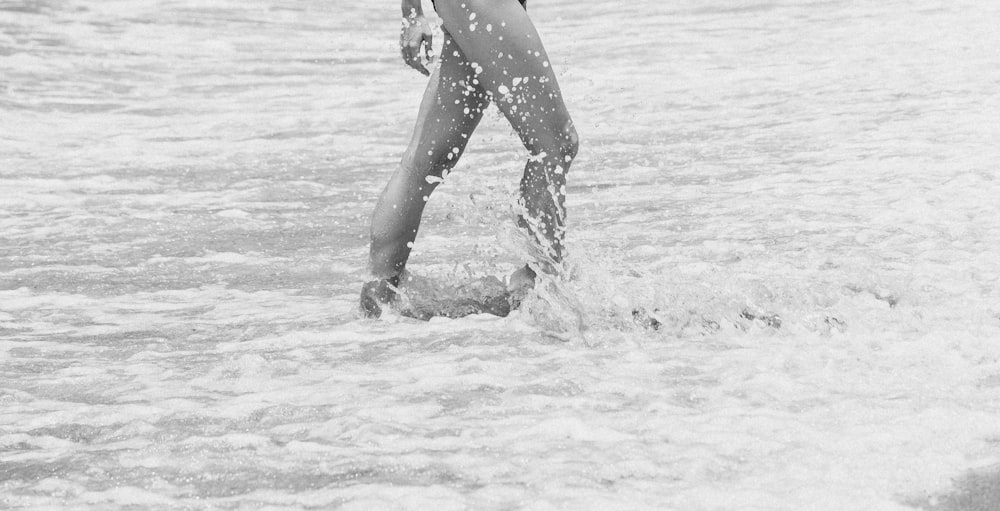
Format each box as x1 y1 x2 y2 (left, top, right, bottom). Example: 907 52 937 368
507 265 536 309
359 275 399 318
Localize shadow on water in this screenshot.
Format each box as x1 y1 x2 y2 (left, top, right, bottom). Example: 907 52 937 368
906 466 1000 511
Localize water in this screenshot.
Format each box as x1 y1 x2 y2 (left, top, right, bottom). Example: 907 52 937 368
2 0 1000 508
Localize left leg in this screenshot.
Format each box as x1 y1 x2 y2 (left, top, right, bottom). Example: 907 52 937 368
436 0 579 270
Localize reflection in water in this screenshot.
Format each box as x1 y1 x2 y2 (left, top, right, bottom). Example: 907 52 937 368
2 0 1000 508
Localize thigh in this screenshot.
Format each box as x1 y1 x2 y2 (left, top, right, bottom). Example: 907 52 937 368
404 29 492 175
434 0 574 153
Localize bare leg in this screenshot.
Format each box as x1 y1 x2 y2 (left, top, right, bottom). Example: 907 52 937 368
436 0 579 269
364 0 577 317
363 30 492 317
368 30 492 280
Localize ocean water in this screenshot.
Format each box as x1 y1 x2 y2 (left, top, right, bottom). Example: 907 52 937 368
2 0 1000 509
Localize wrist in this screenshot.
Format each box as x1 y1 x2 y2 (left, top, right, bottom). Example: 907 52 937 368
401 0 424 18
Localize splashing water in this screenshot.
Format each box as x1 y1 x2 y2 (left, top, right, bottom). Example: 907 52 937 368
3 0 1000 509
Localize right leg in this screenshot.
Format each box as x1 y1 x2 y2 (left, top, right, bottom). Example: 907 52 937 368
363 29 492 316
369 30 492 280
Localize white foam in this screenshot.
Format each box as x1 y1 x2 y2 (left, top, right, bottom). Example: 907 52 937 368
3 0 999 508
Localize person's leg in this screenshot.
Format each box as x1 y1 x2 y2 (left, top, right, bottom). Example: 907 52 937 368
435 0 578 270
364 30 492 316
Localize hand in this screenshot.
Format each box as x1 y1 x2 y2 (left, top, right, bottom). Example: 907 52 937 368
400 15 435 76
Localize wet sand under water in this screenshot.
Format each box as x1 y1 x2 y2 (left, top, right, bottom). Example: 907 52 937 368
3 0 1000 509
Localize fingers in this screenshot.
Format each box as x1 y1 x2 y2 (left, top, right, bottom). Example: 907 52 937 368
410 48 430 76
401 40 429 76
399 32 420 75
422 32 435 65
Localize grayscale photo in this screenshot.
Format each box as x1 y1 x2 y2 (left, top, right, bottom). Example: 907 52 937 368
2 0 999 508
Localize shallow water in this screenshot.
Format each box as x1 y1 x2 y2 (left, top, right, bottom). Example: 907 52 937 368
3 0 1000 509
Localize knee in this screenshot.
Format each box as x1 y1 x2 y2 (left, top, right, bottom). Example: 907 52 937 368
402 143 463 182
522 120 578 173
535 118 578 167
562 121 579 163
425 147 461 178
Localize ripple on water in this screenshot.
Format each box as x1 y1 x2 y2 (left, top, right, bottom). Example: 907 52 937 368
3 0 1000 508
